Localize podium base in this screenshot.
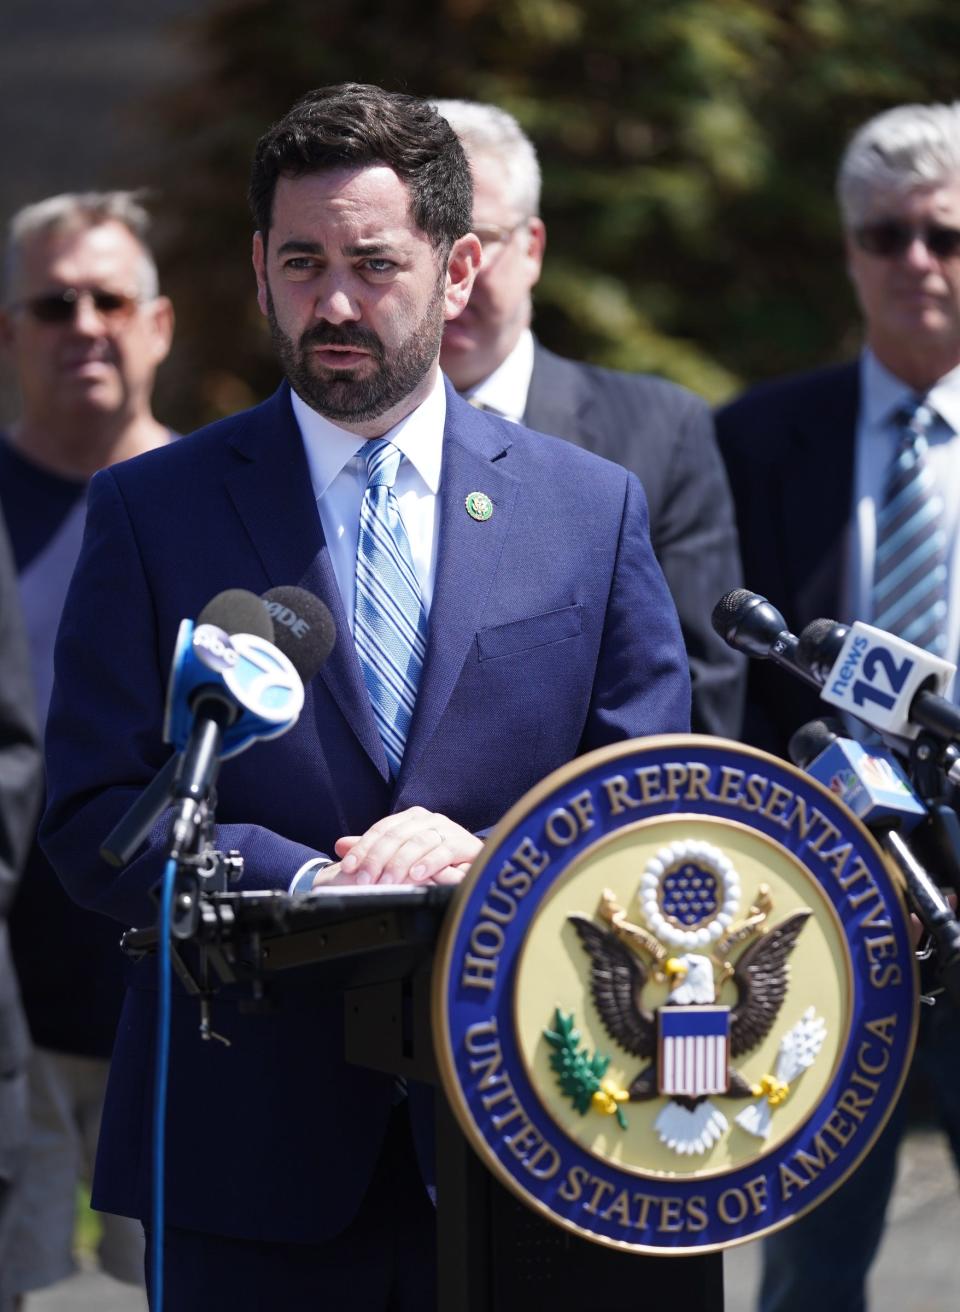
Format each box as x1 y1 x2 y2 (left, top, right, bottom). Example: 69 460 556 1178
436 1098 724 1311
340 927 725 1310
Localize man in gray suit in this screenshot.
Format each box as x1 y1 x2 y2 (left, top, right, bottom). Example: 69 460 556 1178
436 99 744 736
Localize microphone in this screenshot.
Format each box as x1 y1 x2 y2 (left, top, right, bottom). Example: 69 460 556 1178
101 589 306 867
796 618 958 746
710 590 822 689
163 591 304 764
200 588 275 640
261 586 336 683
789 717 926 834
164 589 307 855
711 591 960 755
789 717 960 1004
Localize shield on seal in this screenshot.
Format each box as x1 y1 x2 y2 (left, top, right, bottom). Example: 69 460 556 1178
659 1006 730 1096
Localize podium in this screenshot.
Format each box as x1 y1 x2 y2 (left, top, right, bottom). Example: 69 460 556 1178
124 734 922 1308
346 966 724 1309
157 885 724 1310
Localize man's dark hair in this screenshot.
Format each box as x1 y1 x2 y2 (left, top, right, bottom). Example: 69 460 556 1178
249 83 473 251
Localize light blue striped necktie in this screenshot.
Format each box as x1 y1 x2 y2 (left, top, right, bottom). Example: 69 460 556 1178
872 397 948 655
354 439 428 775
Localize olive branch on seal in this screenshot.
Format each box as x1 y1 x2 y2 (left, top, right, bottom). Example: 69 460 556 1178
544 1008 629 1130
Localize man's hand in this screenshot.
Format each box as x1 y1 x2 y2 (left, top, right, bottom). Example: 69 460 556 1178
323 806 483 886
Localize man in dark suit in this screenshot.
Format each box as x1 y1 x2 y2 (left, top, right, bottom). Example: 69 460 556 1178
718 101 960 1312
0 509 43 1312
39 83 691 1310
435 99 744 738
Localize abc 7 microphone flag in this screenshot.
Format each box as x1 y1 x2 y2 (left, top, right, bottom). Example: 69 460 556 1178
164 617 303 757
163 586 335 761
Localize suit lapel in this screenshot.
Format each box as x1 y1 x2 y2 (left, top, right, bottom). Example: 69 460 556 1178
224 385 388 775
222 384 529 785
398 386 520 786
523 341 594 446
224 385 325 589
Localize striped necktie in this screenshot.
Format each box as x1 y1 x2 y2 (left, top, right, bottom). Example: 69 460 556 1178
872 397 948 655
354 439 428 775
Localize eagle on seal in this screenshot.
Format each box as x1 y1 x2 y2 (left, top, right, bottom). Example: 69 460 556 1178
569 898 811 1153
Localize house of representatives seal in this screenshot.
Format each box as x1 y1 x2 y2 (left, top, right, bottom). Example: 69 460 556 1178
433 735 917 1253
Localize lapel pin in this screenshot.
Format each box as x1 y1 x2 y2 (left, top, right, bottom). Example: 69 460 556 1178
465 491 494 522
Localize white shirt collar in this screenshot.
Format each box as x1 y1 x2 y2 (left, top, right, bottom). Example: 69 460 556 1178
462 329 535 422
861 347 960 436
291 367 447 499
927 363 960 437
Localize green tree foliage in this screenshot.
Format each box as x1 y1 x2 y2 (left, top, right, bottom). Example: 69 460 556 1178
151 0 960 429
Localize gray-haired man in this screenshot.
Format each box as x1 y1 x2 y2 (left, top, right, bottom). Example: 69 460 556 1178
436 98 745 739
0 190 174 1299
718 102 960 1312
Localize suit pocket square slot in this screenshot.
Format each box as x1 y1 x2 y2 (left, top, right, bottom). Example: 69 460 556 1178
477 604 582 661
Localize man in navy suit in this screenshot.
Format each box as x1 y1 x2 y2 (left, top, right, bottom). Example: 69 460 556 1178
718 101 960 1312
435 99 744 738
39 83 691 1310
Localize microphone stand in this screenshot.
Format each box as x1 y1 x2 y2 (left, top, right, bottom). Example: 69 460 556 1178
144 729 241 1312
105 739 246 1029
789 717 960 1008
897 732 960 1007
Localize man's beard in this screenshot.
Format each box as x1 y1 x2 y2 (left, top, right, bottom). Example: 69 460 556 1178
266 278 446 425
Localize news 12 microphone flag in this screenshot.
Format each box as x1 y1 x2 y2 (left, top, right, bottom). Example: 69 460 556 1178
433 735 916 1253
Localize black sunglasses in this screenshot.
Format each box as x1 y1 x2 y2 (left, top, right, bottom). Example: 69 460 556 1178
13 286 141 325
853 219 960 259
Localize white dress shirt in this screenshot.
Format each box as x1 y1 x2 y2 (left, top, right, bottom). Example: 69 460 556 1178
291 367 447 627
461 329 535 422
287 368 447 891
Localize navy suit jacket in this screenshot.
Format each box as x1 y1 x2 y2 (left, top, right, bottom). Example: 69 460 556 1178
524 342 745 738
0 510 42 1214
40 380 690 1243
716 362 860 757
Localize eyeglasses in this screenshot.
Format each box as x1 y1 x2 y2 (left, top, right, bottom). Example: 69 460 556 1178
472 219 528 250
11 286 142 325
852 219 960 260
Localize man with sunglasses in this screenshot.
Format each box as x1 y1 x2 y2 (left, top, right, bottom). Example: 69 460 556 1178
435 99 745 739
717 102 960 1312
0 190 173 1303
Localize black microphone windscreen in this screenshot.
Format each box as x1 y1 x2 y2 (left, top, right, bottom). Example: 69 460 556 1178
711 589 790 658
788 717 844 770
261 586 336 682
710 589 759 639
797 619 848 680
197 589 273 641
